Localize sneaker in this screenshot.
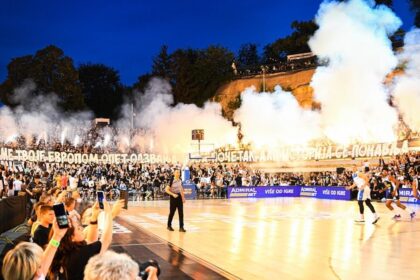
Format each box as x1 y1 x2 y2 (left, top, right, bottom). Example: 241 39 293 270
167 226 174 231
179 228 186 232
410 212 416 220
354 219 365 223
372 216 380 224
392 214 401 220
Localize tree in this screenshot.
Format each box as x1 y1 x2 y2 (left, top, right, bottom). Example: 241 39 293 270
337 0 392 6
409 0 420 27
78 63 124 120
375 0 393 6
0 45 84 111
0 55 33 106
135 45 236 107
169 48 201 105
132 73 153 93
262 20 318 63
237 43 260 68
151 45 171 80
390 28 406 49
170 46 234 106
194 46 235 106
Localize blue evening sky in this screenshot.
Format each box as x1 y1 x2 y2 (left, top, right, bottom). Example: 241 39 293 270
0 0 415 85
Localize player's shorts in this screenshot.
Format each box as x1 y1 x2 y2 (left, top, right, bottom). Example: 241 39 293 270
386 189 400 200
357 188 371 201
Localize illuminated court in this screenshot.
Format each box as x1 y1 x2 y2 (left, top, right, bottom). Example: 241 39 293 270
121 198 420 280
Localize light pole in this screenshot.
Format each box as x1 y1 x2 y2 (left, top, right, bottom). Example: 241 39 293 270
261 65 267 92
131 103 134 132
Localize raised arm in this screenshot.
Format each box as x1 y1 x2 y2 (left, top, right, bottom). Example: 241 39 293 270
100 200 113 254
85 201 100 243
40 220 68 276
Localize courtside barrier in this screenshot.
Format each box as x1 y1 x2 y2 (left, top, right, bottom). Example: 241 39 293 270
182 183 197 200
227 186 351 201
387 188 420 205
0 195 27 234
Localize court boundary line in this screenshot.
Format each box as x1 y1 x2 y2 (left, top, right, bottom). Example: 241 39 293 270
328 256 342 280
118 216 242 280
111 242 165 247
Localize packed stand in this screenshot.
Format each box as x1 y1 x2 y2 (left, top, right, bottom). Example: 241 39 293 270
0 162 161 279
1 151 419 203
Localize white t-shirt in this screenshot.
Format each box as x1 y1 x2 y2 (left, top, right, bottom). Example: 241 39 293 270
13 180 22 192
69 176 78 190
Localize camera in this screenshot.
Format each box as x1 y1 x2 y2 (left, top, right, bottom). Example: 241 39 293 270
139 259 161 280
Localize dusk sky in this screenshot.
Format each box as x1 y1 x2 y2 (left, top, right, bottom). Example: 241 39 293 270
0 0 416 85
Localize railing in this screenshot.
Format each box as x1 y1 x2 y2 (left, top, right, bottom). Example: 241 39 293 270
233 58 317 79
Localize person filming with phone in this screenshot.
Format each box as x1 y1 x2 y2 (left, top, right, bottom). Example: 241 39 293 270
165 169 186 232
33 205 55 249
49 196 114 280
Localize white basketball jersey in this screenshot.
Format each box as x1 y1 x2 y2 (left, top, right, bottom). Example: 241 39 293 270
354 176 366 190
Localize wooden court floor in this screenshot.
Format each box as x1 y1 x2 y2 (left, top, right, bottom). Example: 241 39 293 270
121 198 420 280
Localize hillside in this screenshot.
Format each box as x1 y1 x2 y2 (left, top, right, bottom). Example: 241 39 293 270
214 66 405 119
214 68 317 119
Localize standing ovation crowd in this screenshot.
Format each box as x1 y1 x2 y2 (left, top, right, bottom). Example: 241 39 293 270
1 150 419 279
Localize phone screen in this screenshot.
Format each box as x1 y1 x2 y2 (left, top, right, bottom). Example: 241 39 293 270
97 191 104 209
53 203 69 228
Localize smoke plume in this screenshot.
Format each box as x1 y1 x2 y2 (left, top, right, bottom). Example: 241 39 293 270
309 0 401 144
393 29 420 132
0 80 93 146
117 78 237 158
235 0 403 148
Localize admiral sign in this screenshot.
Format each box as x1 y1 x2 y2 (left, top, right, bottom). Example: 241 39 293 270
227 186 350 200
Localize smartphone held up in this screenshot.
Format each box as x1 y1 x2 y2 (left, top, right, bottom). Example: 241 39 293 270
97 191 104 209
53 203 69 229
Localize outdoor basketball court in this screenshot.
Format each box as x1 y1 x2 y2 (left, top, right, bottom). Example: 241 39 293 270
120 198 420 280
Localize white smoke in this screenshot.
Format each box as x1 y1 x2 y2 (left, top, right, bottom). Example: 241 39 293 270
0 106 19 142
116 78 237 158
1 0 416 161
308 0 401 144
393 29 420 131
234 0 402 147
0 79 93 146
234 86 321 148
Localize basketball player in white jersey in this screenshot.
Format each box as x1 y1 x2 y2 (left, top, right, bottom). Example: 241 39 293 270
381 166 415 220
347 167 379 224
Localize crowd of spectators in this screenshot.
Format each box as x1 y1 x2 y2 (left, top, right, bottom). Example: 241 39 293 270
366 152 420 200
0 125 152 154
1 152 418 203
0 162 160 279
1 150 419 279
